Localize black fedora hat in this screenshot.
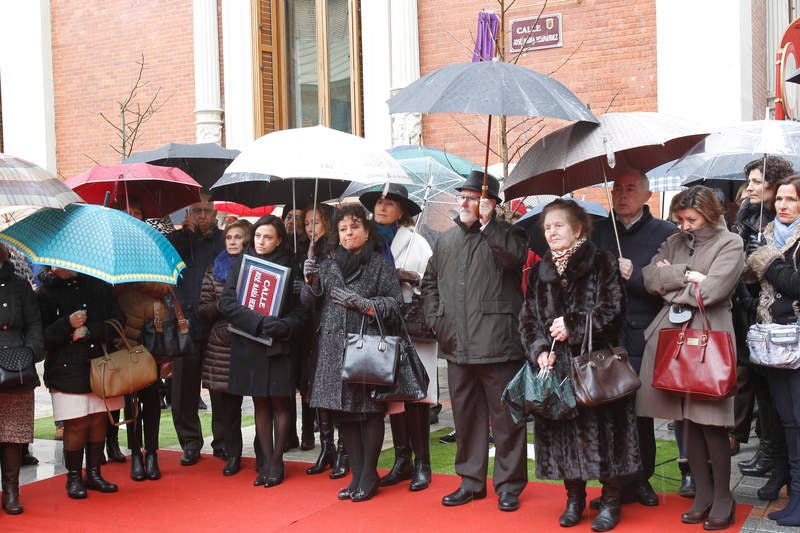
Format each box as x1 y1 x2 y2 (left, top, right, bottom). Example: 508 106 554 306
359 183 422 217
456 170 501 201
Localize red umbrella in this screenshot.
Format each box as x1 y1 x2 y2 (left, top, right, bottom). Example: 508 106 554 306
214 202 275 217
66 163 202 218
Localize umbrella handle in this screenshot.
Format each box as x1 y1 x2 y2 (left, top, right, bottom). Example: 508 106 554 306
601 166 623 258
476 115 493 219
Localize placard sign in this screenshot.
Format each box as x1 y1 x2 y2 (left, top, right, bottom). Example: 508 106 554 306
509 14 562 53
230 254 291 345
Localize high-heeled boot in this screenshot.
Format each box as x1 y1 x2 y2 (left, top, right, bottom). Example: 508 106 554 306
1 443 23 514
678 460 695 498
145 451 161 480
559 479 586 527
63 449 87 499
85 442 118 493
306 412 335 475
329 438 349 480
381 413 413 486
407 403 431 491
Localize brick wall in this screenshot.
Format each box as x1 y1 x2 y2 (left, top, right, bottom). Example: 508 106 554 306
51 1 197 179
417 0 659 206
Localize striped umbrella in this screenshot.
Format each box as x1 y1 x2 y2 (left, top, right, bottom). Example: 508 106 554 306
0 153 83 208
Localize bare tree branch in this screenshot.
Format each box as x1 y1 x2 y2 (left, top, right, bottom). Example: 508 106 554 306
602 89 622 114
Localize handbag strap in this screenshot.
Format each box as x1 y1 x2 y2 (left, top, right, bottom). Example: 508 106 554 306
104 319 133 352
693 283 712 332
167 287 189 334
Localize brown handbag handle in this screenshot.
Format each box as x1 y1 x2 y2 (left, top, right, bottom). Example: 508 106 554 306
167 287 190 335
103 319 133 352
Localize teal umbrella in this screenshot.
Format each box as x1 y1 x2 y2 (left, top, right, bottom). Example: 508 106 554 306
389 145 481 179
0 204 185 284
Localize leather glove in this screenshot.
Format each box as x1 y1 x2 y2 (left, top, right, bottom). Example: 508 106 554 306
746 234 767 256
330 287 372 314
260 317 290 340
397 268 421 285
303 259 321 291
292 279 304 296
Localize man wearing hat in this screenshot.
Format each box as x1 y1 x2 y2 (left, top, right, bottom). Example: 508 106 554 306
421 170 529 511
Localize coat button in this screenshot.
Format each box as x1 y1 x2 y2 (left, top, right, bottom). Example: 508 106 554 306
2 303 6 307
560 280 568 288
776 293 782 299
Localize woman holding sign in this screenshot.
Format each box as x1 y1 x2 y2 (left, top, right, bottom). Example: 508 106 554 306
219 215 305 488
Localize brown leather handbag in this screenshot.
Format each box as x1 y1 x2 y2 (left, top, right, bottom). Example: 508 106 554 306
653 288 736 400
570 313 641 407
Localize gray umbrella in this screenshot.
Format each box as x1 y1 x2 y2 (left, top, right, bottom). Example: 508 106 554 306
123 142 239 190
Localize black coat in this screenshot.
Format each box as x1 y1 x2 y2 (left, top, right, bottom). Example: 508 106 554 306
520 241 641 481
0 261 44 359
39 271 124 393
219 248 305 397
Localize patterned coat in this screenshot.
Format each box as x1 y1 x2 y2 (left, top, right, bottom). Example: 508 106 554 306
637 221 744 427
302 246 402 413
199 261 232 392
520 241 641 481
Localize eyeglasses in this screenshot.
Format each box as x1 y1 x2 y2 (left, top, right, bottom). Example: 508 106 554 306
456 195 481 204
189 207 215 215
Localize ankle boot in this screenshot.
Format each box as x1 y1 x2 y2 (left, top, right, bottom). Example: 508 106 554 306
145 451 161 480
306 413 335 475
559 480 586 527
757 460 789 500
1 443 23 514
740 439 781 478
739 439 770 471
380 445 413 486
409 459 431 491
130 450 145 481
678 460 696 498
329 440 349 480
105 414 126 463
63 449 87 499
85 442 118 493
591 497 621 532
300 403 316 451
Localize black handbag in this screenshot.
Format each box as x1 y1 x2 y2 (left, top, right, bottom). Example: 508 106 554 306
371 308 430 402
341 307 400 387
401 291 435 341
0 346 39 390
141 288 192 360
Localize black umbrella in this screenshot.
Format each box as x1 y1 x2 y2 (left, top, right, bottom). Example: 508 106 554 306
123 142 240 190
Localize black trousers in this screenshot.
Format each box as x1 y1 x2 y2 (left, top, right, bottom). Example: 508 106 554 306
170 353 204 452
125 380 161 452
447 360 528 495
210 390 243 458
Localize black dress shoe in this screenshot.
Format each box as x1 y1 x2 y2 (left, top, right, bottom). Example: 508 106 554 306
630 481 659 506
253 473 267 486
145 452 161 480
703 501 735 530
681 504 711 524
265 462 285 487
223 456 241 476
180 449 200 466
351 483 378 502
441 486 487 506
338 487 354 500
497 491 520 512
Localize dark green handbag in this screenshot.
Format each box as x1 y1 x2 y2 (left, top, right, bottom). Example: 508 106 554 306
502 361 578 423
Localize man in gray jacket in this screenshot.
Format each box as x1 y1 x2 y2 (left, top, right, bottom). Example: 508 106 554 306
421 171 529 512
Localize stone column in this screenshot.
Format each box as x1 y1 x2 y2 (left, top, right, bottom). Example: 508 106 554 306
193 0 223 144
389 0 421 147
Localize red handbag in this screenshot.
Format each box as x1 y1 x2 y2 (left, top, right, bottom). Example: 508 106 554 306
652 287 737 400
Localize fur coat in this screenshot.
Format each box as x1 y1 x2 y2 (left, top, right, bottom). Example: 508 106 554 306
520 241 641 481
637 221 744 427
746 220 800 325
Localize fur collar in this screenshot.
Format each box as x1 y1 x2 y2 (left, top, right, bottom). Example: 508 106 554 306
539 240 597 283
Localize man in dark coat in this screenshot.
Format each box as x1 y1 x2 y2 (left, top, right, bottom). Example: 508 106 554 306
167 196 224 466
591 168 676 506
421 171 528 512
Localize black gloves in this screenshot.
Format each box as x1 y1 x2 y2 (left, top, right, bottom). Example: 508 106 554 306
260 317 290 340
746 234 767 256
330 287 373 314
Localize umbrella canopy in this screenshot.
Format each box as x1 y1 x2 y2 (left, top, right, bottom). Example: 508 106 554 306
503 112 709 198
123 142 240 190
516 198 608 256
387 61 598 121
389 145 481 179
669 120 800 182
0 204 185 284
214 202 275 217
66 162 202 218
0 153 84 209
211 125 411 207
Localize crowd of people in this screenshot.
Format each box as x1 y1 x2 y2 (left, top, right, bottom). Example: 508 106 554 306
1 156 799 531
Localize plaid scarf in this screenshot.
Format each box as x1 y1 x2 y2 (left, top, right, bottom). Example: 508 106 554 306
551 236 587 276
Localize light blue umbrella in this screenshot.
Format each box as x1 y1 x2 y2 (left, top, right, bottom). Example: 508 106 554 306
0 204 185 284
388 145 481 179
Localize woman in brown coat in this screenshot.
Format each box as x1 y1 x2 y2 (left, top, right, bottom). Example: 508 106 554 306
638 186 744 530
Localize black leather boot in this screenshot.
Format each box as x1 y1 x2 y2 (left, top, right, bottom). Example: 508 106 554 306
740 439 781 478
145 451 161 480
678 460 695 498
559 480 586 527
410 459 431 491
758 459 789 500
329 439 349 480
130 450 145 481
738 439 770 471
306 412 335 475
85 442 118 493
380 445 413 486
591 497 621 531
1 443 23 514
300 403 316 451
63 449 87 499
105 413 126 463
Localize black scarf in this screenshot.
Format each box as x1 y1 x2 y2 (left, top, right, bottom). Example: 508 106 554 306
334 244 372 280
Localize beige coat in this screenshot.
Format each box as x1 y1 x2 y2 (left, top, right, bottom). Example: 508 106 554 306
636 221 744 427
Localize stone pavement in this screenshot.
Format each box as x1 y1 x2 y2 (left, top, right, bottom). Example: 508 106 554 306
18 361 792 531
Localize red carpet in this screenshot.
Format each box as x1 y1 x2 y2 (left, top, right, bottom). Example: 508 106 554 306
7 451 750 532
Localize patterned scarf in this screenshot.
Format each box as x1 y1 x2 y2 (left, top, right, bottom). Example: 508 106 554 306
551 236 587 276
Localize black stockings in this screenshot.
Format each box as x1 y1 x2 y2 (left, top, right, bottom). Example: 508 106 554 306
63 412 108 451
339 414 385 492
253 396 291 474
685 420 733 520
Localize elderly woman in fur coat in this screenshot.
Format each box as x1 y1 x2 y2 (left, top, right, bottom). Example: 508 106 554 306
638 186 744 530
521 199 640 532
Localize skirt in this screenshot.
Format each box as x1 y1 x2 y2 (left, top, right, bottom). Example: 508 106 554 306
0 389 34 443
51 390 124 421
